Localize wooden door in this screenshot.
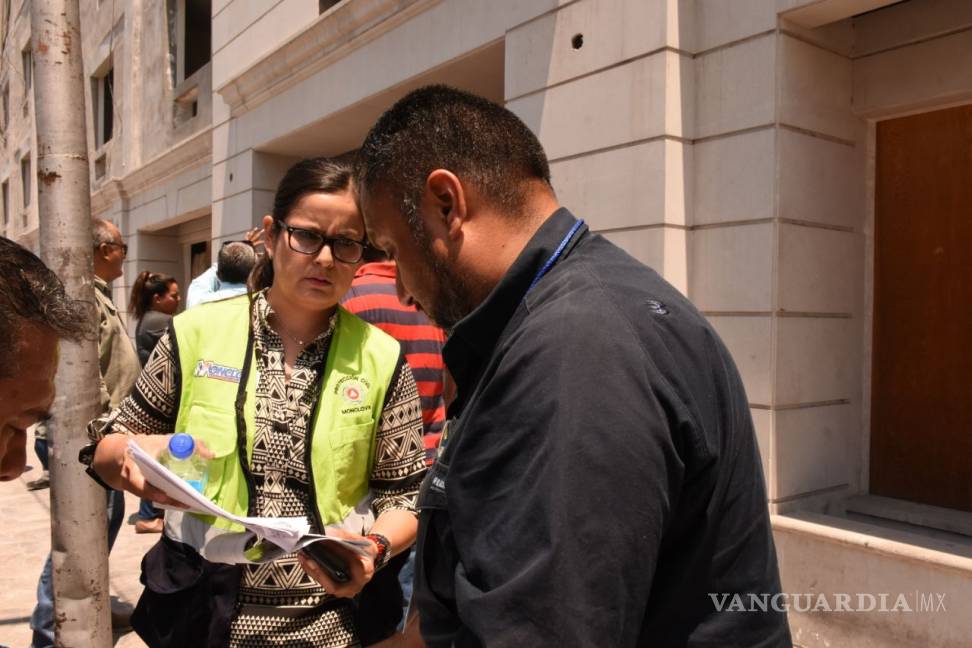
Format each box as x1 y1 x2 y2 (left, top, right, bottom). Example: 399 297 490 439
871 104 972 512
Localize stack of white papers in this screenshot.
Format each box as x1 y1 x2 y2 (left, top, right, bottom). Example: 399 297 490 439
127 439 370 560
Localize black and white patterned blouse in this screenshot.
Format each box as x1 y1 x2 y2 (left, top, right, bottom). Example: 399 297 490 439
114 291 427 647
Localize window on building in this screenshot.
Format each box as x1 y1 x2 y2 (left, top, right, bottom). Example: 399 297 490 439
1 180 9 232
20 153 30 208
183 0 211 80
319 0 342 13
22 45 31 93
92 62 114 148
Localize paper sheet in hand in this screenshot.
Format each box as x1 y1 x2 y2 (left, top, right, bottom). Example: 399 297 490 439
127 439 310 551
203 531 372 565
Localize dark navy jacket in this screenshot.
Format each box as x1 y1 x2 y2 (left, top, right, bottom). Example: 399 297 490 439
414 208 791 647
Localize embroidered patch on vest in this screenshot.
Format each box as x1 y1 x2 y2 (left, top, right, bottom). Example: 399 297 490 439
193 359 242 383
336 375 372 414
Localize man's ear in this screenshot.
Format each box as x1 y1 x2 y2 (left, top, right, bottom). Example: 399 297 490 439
425 169 466 240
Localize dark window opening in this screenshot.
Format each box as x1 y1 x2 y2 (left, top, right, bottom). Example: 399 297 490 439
185 0 212 79
102 67 114 144
93 63 114 148
1 181 9 230
190 240 210 279
319 0 341 14
22 46 31 92
20 155 30 208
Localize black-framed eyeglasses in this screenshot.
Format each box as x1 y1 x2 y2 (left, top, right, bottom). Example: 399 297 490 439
281 224 366 264
101 241 128 255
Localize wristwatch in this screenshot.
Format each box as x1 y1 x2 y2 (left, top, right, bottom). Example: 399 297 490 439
366 532 392 570
78 440 113 490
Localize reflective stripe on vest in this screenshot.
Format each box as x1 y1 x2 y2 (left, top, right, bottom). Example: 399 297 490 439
170 295 400 535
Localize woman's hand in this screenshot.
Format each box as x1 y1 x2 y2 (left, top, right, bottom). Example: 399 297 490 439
298 527 379 598
91 433 210 507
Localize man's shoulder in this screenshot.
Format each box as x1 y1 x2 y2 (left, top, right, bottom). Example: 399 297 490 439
527 236 706 348
93 282 116 316
142 310 172 327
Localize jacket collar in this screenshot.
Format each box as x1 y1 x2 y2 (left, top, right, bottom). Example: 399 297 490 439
443 207 584 411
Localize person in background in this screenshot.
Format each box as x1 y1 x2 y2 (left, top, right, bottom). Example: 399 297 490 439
131 271 181 365
30 218 140 647
0 236 90 484
185 231 260 307
341 250 447 622
128 270 181 533
25 423 51 490
342 251 447 461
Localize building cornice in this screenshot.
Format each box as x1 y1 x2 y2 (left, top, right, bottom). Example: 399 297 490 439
216 0 440 117
90 127 212 215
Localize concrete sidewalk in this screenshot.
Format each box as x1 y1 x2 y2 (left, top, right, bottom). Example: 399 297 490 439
0 431 153 648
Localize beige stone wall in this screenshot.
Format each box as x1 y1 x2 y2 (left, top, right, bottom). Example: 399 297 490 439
74 0 215 320
508 0 692 293
209 0 558 241
0 0 39 248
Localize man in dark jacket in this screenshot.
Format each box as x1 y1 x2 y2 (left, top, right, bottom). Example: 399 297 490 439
354 85 791 647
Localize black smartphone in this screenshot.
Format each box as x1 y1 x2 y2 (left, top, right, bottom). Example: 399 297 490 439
302 541 351 584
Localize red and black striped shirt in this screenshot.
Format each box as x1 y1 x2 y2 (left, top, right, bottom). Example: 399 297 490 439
342 262 446 463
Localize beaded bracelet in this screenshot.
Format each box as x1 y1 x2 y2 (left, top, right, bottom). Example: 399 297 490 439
366 533 392 570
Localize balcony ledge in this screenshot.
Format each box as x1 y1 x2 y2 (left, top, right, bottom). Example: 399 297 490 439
215 0 440 117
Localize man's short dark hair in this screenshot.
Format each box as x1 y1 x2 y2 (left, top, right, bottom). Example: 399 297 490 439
356 85 552 217
0 237 93 378
217 241 257 284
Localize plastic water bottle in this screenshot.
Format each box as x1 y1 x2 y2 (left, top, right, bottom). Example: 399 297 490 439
163 433 208 494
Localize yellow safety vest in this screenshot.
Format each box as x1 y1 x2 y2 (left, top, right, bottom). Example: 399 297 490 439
170 295 400 531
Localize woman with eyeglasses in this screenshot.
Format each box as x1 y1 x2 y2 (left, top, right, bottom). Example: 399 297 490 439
128 270 181 533
84 157 427 647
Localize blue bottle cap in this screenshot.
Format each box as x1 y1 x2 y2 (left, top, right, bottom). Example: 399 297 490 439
168 433 195 460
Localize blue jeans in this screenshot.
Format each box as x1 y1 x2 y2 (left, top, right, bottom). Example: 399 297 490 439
30 489 125 648
397 547 416 630
34 437 49 471
137 497 162 521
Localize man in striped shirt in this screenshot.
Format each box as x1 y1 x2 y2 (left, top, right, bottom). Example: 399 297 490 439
342 257 447 463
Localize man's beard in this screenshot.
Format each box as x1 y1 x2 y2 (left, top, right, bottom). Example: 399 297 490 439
405 202 477 331
424 250 476 332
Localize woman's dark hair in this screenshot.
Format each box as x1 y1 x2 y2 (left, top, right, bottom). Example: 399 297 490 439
248 156 355 294
129 271 177 321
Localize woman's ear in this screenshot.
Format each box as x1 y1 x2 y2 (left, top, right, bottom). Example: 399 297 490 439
262 215 275 257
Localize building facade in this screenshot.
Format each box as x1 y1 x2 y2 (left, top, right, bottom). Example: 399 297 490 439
3 1 971 646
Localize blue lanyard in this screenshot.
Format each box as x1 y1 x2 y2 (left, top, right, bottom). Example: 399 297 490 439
525 219 585 296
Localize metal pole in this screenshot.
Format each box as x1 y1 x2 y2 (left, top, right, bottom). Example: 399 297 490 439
29 1 112 646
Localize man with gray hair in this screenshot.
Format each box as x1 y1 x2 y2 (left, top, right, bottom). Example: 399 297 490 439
186 230 260 307
0 236 90 482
